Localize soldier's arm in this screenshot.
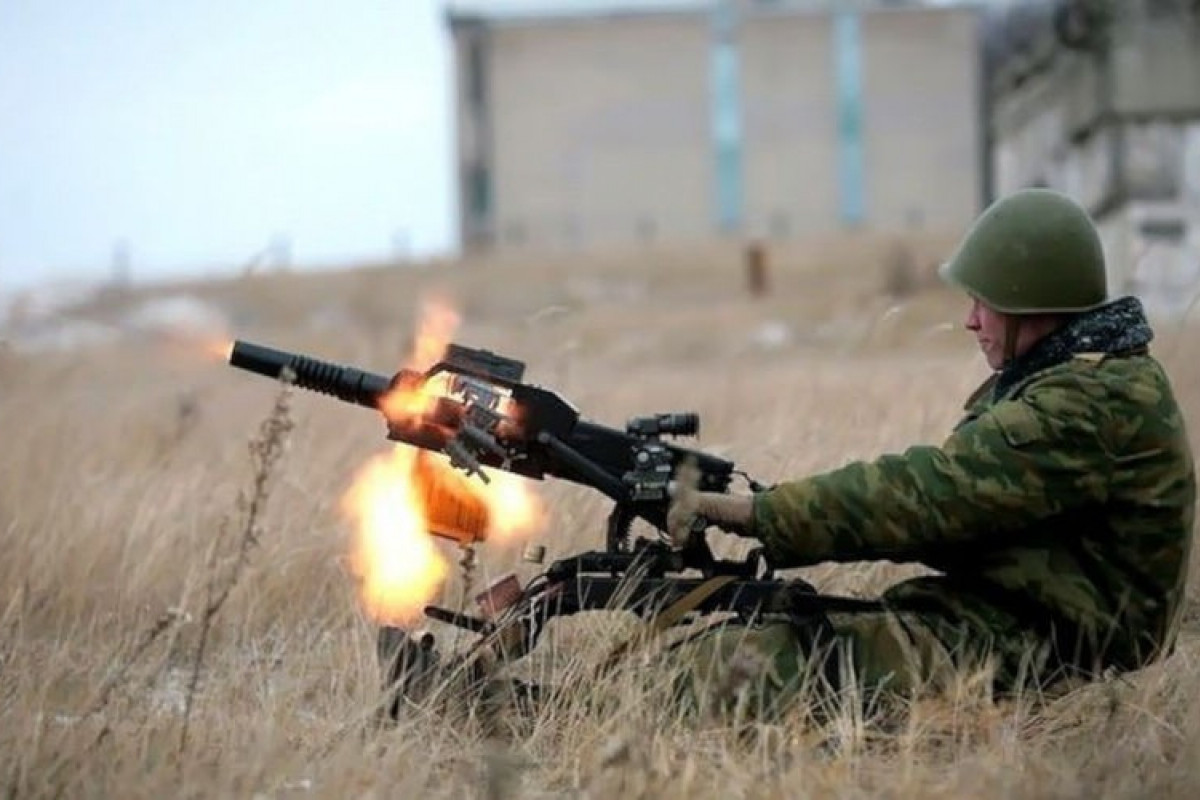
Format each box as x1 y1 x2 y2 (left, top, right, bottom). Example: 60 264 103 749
752 374 1113 568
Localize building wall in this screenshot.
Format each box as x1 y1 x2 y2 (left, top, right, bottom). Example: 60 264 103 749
451 18 493 249
455 11 714 251
451 3 985 252
739 10 839 238
859 7 982 232
989 21 1200 210
739 5 982 239
1111 19 1200 117
1099 199 1200 316
987 11 1200 314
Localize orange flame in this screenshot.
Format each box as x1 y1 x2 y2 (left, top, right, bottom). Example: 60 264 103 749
341 297 545 626
165 335 232 362
342 447 449 624
410 301 460 371
210 339 234 362
379 371 451 428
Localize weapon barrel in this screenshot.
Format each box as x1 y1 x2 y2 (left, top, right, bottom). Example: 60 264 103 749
228 340 393 410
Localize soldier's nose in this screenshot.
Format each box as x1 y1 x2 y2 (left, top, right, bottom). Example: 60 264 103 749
964 299 982 331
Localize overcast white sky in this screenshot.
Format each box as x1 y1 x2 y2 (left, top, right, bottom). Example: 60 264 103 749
0 0 966 291
0 0 466 290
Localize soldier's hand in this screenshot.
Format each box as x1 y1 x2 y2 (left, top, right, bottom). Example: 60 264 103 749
666 457 703 548
667 458 758 547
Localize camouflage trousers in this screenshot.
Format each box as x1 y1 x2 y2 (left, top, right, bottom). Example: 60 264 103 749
667 608 1025 721
379 606 1057 727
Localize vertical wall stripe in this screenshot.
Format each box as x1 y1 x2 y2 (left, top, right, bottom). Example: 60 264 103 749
834 11 865 226
710 0 743 233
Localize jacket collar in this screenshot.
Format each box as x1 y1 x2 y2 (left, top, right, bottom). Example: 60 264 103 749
992 296 1154 401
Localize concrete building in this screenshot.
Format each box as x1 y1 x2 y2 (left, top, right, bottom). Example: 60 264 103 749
985 0 1200 316
446 0 986 253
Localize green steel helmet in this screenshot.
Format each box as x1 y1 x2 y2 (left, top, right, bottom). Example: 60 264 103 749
939 188 1109 314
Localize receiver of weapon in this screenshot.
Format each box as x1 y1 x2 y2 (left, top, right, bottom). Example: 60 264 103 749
227 339 855 719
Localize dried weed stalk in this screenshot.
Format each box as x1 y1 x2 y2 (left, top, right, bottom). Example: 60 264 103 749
86 608 186 742
178 369 295 755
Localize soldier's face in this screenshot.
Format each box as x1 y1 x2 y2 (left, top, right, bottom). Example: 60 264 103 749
966 298 1066 370
965 297 1013 369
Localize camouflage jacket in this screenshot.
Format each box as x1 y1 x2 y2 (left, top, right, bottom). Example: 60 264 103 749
753 296 1196 680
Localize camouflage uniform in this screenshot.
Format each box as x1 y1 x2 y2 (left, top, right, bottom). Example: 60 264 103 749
675 190 1197 717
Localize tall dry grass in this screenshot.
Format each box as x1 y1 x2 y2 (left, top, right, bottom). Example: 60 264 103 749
2 237 1199 798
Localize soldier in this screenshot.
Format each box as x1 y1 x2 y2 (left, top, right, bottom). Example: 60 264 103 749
667 188 1196 718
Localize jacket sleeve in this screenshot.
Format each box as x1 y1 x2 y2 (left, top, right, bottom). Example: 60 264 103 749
752 375 1114 568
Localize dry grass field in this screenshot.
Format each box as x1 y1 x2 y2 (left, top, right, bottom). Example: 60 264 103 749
2 235 1199 799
